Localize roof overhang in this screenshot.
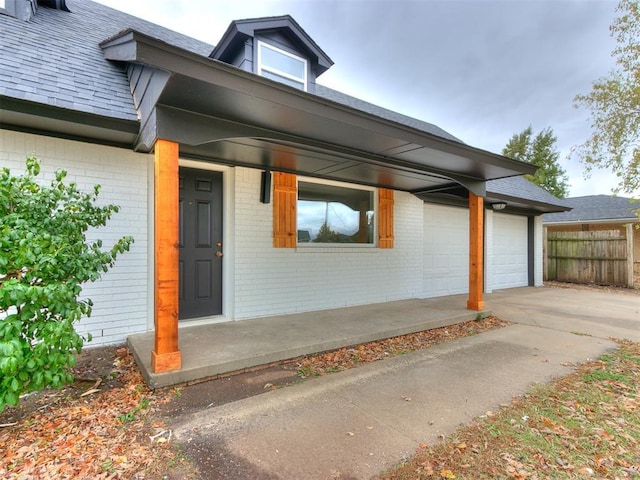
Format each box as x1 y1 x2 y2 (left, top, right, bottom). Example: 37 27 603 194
101 30 537 196
0 96 139 147
418 191 572 215
101 29 535 196
483 191 572 215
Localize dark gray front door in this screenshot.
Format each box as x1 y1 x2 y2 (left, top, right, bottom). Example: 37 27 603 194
179 168 223 320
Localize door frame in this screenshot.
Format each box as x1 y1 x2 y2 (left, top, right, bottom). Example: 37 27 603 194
176 159 234 327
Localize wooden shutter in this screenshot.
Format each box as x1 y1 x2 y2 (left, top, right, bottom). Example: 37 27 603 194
273 172 297 248
378 188 394 248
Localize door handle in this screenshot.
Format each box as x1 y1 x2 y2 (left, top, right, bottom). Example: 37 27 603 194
216 251 223 258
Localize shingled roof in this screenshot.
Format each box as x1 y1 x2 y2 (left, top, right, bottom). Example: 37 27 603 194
1 0 561 207
0 0 460 142
487 176 570 210
0 0 212 121
544 195 639 223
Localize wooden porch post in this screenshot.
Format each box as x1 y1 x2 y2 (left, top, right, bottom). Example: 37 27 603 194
467 192 485 311
152 139 182 373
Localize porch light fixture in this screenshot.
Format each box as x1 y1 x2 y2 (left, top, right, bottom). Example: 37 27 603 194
492 202 507 211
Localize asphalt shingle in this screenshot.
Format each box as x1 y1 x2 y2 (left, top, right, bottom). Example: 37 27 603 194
1 0 465 145
0 0 214 121
487 176 570 209
543 195 638 222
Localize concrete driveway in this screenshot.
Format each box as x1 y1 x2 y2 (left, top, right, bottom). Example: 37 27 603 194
489 286 640 342
170 287 639 479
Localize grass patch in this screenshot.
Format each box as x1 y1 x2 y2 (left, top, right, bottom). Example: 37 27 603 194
379 340 640 480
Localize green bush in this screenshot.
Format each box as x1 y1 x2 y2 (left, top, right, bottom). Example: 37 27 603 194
0 156 133 410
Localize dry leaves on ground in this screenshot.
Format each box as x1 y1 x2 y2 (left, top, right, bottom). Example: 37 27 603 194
0 348 185 480
0 316 510 479
381 339 640 480
293 316 509 377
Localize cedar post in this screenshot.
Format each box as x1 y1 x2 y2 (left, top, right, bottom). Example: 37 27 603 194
467 192 485 310
152 139 182 373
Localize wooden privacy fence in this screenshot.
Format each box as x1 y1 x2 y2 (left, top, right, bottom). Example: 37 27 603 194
545 228 634 287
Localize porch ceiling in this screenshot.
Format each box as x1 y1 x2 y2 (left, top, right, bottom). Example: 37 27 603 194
101 30 537 194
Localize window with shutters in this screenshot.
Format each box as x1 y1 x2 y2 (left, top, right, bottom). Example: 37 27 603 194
273 174 393 248
297 179 375 246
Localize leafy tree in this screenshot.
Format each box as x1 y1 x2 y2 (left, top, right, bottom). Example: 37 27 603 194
314 221 343 243
0 157 133 410
502 126 570 198
573 0 640 196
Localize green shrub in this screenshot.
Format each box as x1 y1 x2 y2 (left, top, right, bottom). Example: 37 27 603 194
0 156 133 410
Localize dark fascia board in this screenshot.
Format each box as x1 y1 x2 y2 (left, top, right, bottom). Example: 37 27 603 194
210 15 334 75
209 23 246 63
100 29 536 179
1 95 139 136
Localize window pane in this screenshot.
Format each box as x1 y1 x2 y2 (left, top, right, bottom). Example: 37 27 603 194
261 70 305 90
261 44 305 79
297 181 374 244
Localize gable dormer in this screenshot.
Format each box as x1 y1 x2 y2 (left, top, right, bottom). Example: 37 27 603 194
210 15 333 93
0 0 69 21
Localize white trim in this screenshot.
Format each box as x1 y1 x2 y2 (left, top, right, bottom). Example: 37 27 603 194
544 218 639 226
257 40 308 91
147 155 155 331
484 209 494 294
179 160 235 323
296 176 377 248
534 216 544 287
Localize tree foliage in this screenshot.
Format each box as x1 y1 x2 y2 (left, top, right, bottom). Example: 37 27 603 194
573 0 640 195
502 126 570 198
0 157 133 410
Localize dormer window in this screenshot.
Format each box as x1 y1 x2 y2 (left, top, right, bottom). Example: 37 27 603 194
257 40 307 91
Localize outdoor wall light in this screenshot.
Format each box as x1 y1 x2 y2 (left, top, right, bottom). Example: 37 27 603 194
492 202 507 211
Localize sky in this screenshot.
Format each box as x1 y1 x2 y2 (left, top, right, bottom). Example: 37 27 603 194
94 0 623 198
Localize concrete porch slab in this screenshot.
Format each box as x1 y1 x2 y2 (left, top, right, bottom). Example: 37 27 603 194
128 295 479 388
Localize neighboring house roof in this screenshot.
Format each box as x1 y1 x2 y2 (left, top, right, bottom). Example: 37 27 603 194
544 195 639 223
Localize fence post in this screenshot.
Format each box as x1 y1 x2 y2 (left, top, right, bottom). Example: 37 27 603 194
627 223 634 288
543 225 548 281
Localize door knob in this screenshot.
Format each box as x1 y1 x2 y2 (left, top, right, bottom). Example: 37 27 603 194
216 251 223 258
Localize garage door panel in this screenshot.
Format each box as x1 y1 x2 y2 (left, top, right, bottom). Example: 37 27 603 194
423 204 469 297
491 213 528 290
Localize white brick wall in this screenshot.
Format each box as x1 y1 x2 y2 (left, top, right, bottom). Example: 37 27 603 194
232 168 424 319
0 130 151 346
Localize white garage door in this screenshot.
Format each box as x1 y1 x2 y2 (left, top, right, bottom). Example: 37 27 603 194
491 213 529 290
423 204 469 298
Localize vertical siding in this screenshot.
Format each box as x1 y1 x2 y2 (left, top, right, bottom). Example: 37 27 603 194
232 168 423 319
0 130 151 346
